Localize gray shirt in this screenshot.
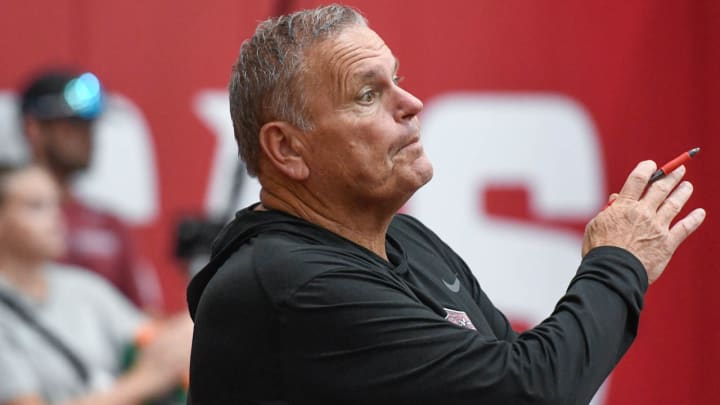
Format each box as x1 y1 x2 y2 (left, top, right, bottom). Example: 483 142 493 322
0 263 144 404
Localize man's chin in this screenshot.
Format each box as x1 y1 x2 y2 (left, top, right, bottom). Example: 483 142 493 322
414 155 434 187
400 161 434 201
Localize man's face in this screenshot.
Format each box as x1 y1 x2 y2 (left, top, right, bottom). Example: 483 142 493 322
300 25 433 209
0 168 66 260
38 118 93 176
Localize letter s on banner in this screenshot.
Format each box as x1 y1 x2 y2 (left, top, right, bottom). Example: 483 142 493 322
409 93 609 404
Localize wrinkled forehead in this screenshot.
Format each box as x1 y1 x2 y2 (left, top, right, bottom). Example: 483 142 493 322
306 25 393 89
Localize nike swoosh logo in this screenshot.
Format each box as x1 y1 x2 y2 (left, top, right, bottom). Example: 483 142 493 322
442 276 460 293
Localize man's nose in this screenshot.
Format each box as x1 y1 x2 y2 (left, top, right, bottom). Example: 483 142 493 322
395 86 424 122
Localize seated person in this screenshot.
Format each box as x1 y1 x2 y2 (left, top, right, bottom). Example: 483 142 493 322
0 163 191 405
19 69 163 311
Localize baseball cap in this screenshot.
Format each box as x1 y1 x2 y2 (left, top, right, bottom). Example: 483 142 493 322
20 70 105 121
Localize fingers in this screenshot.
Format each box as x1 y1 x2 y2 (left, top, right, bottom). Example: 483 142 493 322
668 208 706 250
618 160 657 201
656 180 693 225
643 165 686 209
599 160 704 285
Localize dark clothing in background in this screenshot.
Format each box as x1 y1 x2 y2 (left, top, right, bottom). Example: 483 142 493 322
187 204 648 405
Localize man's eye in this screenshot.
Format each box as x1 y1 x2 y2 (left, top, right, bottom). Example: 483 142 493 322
393 75 404 85
358 90 376 104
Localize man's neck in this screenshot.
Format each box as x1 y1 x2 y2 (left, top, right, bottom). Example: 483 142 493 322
259 187 394 261
0 254 48 300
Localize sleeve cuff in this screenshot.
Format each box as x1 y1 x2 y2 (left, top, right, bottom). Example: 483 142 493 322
571 246 649 311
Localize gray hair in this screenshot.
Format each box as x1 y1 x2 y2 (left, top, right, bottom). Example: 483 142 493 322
229 4 367 177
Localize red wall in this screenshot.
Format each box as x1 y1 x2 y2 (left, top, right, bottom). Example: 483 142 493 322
1 1 718 403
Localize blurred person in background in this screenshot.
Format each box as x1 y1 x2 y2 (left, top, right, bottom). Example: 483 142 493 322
0 162 191 405
18 69 163 312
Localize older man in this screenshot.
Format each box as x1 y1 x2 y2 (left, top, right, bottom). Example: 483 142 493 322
187 5 705 404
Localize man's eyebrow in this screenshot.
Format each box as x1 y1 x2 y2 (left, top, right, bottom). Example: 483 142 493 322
352 57 400 81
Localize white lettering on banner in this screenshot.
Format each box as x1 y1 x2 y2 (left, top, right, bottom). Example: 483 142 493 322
194 90 261 219
0 92 27 163
0 92 158 225
409 93 608 404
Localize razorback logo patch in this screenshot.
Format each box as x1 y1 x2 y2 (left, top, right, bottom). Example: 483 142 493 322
444 308 477 330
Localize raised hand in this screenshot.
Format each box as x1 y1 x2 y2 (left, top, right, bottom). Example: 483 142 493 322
582 160 705 284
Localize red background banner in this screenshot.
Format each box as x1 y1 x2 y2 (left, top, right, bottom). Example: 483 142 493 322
1 1 718 403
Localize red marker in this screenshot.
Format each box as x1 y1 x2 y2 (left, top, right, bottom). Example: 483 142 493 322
604 147 700 210
648 147 700 183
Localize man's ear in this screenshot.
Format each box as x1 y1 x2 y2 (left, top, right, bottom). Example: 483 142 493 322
258 121 310 180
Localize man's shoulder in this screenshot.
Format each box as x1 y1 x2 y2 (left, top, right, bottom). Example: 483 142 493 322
216 207 384 275
252 231 376 277
208 228 383 302
256 230 370 264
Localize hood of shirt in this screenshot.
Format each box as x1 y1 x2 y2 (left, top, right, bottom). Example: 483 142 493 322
186 204 410 319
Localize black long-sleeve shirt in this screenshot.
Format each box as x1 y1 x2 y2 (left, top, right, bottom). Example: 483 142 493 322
187 205 647 404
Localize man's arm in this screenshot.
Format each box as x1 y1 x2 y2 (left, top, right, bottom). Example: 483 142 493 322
282 244 643 405
279 161 702 404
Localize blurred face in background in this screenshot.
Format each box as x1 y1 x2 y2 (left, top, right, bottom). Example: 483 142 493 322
33 117 94 177
0 166 66 261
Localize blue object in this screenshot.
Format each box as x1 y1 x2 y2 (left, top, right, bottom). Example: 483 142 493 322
63 72 104 119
